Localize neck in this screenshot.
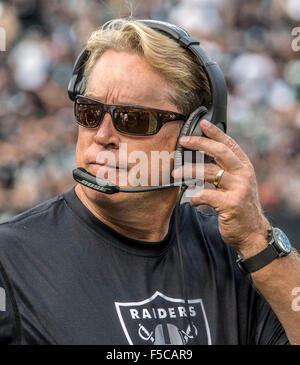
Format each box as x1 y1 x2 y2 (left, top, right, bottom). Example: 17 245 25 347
74 184 179 242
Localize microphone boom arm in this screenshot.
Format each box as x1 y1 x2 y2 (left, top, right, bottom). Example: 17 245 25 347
73 168 200 194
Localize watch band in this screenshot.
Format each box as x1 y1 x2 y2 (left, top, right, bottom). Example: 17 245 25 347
236 227 291 274
236 239 279 274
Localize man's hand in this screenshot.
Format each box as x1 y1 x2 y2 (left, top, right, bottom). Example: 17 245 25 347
174 119 270 257
174 119 300 344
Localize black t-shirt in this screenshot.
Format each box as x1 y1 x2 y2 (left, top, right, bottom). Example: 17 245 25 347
0 188 288 345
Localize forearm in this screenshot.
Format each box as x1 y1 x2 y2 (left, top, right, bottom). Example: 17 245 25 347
239 239 300 345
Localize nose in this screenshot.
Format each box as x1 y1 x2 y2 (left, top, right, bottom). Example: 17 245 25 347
94 112 120 149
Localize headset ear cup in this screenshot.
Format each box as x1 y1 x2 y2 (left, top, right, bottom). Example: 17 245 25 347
174 106 208 168
68 48 90 101
186 106 208 137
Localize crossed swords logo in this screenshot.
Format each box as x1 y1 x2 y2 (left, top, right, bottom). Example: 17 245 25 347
138 322 198 345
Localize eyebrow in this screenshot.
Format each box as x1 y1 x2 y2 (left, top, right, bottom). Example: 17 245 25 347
83 93 144 108
82 93 184 115
84 92 104 101
84 92 131 106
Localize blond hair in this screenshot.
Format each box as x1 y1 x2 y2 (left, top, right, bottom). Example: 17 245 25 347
83 19 211 115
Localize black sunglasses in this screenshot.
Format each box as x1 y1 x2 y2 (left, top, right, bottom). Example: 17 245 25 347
74 95 187 136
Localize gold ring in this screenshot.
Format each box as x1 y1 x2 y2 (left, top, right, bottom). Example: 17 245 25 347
213 169 225 188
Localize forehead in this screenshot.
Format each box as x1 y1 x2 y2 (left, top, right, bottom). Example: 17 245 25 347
85 49 176 110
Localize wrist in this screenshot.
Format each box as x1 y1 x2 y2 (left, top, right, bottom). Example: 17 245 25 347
238 233 269 259
237 220 271 259
236 226 292 275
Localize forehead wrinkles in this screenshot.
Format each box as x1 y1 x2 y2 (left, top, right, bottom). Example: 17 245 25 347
86 50 173 107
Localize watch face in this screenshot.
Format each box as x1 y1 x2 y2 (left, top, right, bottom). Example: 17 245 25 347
273 228 291 254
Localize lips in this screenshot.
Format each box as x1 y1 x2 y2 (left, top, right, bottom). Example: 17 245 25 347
89 162 125 169
87 162 129 178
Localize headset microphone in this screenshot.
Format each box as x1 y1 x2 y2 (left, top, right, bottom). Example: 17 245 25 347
73 167 200 194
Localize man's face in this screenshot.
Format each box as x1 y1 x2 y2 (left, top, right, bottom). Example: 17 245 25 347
75 49 182 204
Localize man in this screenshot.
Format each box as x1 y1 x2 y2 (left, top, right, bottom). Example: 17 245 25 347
0 19 299 345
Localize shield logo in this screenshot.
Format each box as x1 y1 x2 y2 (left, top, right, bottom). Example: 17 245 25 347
115 291 211 345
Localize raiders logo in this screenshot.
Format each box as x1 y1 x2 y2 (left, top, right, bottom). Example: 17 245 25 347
115 291 211 345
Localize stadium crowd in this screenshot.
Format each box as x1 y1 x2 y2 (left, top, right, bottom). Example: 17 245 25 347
0 0 299 245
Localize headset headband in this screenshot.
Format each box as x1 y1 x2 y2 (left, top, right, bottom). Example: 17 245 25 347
67 19 227 132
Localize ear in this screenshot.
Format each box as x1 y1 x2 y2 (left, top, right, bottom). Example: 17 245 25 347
174 106 208 168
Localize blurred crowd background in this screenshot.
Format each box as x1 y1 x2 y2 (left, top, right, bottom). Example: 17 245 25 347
0 0 300 248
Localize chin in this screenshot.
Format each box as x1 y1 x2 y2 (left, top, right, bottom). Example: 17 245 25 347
82 184 114 202
79 183 129 208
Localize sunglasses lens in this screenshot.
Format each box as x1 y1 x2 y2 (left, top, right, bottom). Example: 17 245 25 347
114 108 158 135
75 98 103 128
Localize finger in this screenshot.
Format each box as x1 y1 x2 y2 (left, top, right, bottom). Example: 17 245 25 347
179 135 243 172
199 119 251 166
172 163 204 180
190 187 225 209
172 163 232 189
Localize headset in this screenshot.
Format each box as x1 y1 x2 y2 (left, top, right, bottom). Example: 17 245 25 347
68 19 227 193
68 19 228 344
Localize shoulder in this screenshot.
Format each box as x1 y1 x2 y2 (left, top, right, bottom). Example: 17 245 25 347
0 193 64 232
0 192 71 254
